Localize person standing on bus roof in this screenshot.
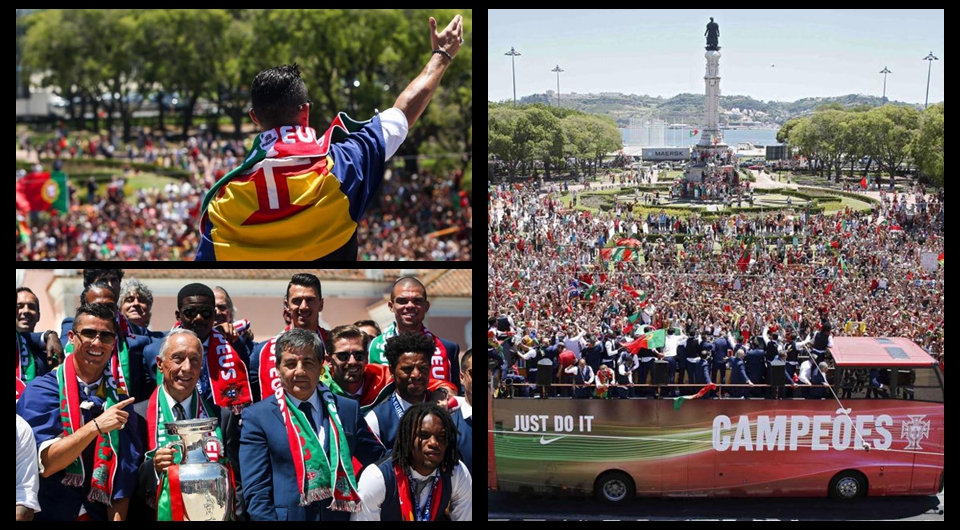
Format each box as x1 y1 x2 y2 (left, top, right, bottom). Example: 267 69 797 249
565 358 595 399
616 351 636 399
726 349 753 398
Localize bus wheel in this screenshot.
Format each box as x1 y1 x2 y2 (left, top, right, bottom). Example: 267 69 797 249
595 471 635 505
829 471 867 501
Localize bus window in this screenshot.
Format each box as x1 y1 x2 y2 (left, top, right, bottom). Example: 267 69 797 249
908 367 944 403
837 368 890 399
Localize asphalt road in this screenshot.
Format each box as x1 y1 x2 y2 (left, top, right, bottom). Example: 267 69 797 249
488 489 943 521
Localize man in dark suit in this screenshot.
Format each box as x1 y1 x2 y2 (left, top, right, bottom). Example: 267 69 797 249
240 328 384 521
132 329 244 520
17 286 64 372
452 349 472 477
16 303 140 521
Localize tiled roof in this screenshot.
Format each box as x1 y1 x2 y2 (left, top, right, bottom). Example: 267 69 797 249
422 269 472 297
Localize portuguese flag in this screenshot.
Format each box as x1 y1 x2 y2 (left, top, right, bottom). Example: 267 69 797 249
938 252 944 268
673 383 717 410
623 329 666 354
599 247 641 262
16 171 69 213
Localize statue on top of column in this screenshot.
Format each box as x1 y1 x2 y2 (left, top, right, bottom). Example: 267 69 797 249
705 17 720 50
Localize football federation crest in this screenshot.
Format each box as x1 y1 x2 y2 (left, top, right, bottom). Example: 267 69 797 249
900 415 931 450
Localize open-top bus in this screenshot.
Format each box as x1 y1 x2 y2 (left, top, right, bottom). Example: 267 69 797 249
489 337 943 502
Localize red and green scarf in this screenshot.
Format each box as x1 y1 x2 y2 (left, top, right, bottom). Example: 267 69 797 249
395 465 444 521
57 358 122 505
17 332 36 399
161 327 253 414
320 363 393 414
65 315 133 396
145 386 235 520
369 323 453 384
275 385 361 512
257 325 328 402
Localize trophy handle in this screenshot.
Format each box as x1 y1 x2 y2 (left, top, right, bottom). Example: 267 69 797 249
164 439 186 465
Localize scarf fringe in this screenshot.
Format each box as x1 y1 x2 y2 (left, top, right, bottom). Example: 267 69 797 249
300 487 331 507
330 499 362 514
62 473 84 488
88 487 112 506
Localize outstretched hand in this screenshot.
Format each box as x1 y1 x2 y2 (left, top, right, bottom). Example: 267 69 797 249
430 14 464 60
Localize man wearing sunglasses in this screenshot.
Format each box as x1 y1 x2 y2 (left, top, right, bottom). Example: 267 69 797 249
321 325 456 415
143 284 253 414
62 282 154 403
17 303 141 521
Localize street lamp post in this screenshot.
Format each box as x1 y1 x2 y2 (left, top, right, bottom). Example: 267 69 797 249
879 66 891 103
505 46 521 106
923 51 938 110
551 64 564 108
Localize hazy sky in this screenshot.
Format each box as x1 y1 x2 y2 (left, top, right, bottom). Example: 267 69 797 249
489 9 944 105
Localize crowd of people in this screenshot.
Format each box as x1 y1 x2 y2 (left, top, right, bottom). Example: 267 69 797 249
487 178 944 398
16 123 472 261
17 269 472 521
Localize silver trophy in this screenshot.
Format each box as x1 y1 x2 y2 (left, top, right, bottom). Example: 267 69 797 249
165 417 233 521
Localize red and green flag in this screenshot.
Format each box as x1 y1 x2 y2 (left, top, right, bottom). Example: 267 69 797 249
938 252 944 268
17 220 31 245
673 383 717 410
15 171 69 214
623 329 666 354
600 247 641 262
583 284 598 300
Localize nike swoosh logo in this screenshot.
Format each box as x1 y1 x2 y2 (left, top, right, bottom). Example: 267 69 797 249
539 435 565 445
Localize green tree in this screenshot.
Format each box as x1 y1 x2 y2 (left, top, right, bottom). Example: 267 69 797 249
865 105 920 187
911 103 944 187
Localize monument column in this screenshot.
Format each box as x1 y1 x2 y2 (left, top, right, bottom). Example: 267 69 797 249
699 50 725 148
698 17 726 150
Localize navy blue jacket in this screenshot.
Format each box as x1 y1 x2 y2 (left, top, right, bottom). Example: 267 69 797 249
370 457 453 521
239 386 385 521
16 369 141 521
744 349 767 385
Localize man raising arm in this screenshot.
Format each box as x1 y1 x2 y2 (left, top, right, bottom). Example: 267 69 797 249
392 15 464 129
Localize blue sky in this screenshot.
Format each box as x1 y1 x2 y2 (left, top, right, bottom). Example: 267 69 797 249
489 9 944 105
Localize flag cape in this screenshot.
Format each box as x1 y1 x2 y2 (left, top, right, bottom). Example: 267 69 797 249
16 171 69 213
196 113 383 261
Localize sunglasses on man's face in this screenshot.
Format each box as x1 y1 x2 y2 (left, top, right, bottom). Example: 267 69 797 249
331 350 367 363
182 307 214 320
77 329 118 345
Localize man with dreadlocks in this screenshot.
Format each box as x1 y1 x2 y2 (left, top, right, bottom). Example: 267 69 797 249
352 403 472 521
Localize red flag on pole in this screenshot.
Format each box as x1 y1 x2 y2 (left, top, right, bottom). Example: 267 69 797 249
860 177 868 189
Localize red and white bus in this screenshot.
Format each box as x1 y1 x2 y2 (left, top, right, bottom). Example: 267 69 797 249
489 337 943 502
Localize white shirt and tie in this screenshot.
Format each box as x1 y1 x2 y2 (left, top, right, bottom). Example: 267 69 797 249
288 390 326 450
